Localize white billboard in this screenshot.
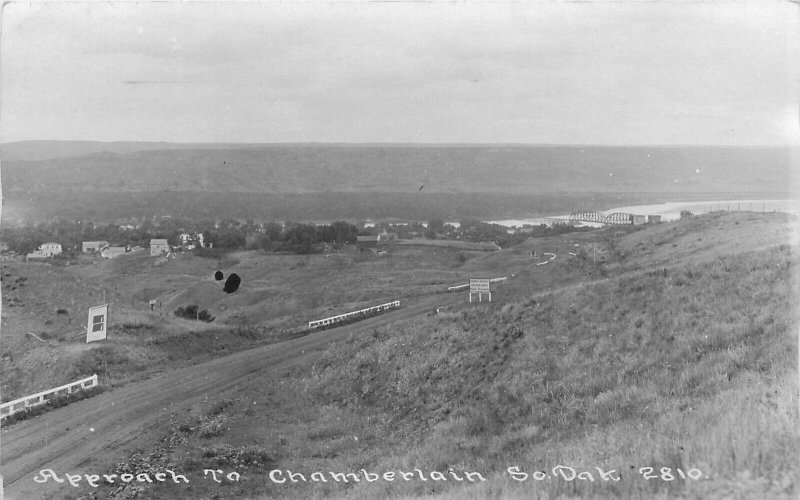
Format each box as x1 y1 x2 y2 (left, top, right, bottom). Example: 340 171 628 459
469 278 493 302
469 278 491 294
86 304 108 343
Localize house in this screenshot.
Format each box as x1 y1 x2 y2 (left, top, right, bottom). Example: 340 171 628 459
101 246 127 259
82 241 109 253
40 243 62 257
150 239 170 256
356 235 379 251
26 243 62 261
179 232 205 249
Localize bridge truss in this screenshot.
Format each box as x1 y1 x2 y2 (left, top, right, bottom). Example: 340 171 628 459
569 211 634 225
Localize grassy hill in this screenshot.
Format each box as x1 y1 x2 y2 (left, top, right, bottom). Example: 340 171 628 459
46 211 798 500
0 242 489 402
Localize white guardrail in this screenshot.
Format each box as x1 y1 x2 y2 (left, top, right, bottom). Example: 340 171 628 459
0 374 98 420
308 300 400 329
447 284 470 292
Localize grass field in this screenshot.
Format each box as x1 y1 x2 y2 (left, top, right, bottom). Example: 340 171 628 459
44 211 798 500
1 242 489 402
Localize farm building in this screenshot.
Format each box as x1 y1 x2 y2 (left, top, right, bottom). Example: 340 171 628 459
648 215 662 224
150 239 170 256
40 243 62 257
101 246 127 259
82 241 109 253
632 215 647 225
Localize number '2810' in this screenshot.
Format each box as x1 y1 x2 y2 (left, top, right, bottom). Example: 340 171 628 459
639 467 704 481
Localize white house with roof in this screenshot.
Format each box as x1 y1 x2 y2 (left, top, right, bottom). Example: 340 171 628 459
40 243 62 257
26 242 62 261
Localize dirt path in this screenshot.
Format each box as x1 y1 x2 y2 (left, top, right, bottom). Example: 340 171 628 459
1 294 461 500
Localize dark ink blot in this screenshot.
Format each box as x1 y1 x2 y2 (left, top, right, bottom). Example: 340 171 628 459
214 271 224 281
223 273 241 294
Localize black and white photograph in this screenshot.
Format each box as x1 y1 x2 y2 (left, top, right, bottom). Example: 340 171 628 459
1 1 798 499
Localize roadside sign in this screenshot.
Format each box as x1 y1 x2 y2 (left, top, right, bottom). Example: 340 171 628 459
469 278 492 302
86 304 108 343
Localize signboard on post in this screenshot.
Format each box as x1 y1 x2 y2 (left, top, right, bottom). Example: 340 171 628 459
86 304 108 343
469 278 492 302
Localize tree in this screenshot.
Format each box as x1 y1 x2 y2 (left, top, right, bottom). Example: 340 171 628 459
330 221 359 245
428 218 444 232
173 304 215 322
284 223 317 254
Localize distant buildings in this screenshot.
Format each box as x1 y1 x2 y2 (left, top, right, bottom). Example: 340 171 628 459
26 242 62 261
647 215 662 224
178 232 205 250
101 246 128 259
82 241 109 253
632 215 647 225
356 232 396 252
25 250 48 261
40 243 62 256
150 239 170 256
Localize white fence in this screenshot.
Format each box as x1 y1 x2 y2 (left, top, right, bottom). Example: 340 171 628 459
308 301 400 329
447 284 470 292
0 374 98 420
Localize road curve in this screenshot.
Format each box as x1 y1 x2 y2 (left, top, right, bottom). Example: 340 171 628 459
1 294 460 500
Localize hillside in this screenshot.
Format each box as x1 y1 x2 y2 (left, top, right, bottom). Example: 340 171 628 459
203 212 800 500
8 211 794 500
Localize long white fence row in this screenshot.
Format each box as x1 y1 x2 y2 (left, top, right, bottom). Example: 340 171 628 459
0 374 98 420
308 300 401 329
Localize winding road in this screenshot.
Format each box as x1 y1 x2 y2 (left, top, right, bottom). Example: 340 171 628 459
1 294 460 499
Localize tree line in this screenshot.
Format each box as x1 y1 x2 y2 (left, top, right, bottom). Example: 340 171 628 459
1 215 592 257
0 218 362 256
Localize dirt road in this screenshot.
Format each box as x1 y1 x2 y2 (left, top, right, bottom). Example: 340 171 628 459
1 294 461 500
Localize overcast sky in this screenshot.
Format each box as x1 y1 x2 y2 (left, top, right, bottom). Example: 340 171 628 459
2 1 798 145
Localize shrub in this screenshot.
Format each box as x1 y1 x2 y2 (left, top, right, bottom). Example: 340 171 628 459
173 304 215 322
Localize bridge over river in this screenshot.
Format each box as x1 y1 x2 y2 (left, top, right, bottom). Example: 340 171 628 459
568 211 643 225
